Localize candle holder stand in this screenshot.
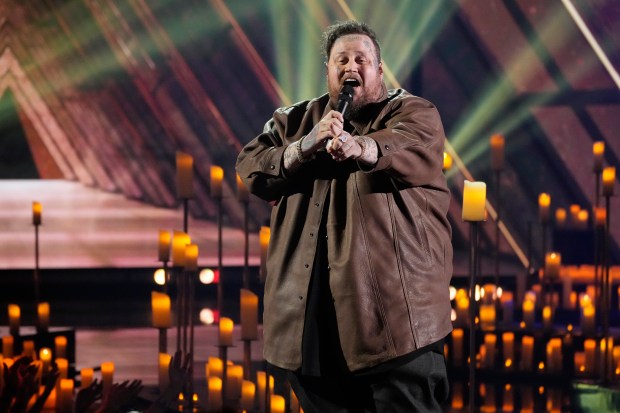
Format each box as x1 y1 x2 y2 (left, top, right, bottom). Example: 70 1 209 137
217 195 223 318
493 169 502 327
34 219 41 317
242 199 250 290
602 193 612 384
541 220 548 306
242 338 256 381
219 344 230 410
158 328 167 355
468 221 480 413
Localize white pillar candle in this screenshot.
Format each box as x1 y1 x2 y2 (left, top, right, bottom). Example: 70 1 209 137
101 362 114 392
462 180 486 221
55 336 68 359
159 353 172 392
219 317 234 347
240 289 258 340
80 368 94 389
207 377 222 412
241 380 255 411
520 336 534 371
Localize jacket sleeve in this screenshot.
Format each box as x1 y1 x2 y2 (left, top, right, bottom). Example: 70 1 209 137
364 95 445 187
236 111 291 202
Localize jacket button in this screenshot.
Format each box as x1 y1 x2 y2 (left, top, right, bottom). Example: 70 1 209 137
327 265 331 271
270 164 275 170
310 233 314 237
384 144 390 150
315 203 320 207
299 296 304 300
304 264 309 268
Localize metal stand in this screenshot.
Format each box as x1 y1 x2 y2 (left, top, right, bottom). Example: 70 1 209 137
468 222 480 413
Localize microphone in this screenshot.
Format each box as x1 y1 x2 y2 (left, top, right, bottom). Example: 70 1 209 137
337 79 356 118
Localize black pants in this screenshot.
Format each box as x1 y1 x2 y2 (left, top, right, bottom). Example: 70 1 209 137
288 350 449 413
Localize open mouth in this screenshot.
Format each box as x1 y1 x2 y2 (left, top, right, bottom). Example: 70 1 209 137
343 78 360 87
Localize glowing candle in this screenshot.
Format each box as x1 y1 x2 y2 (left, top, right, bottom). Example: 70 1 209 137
542 306 553 332
206 357 223 379
501 291 514 323
226 364 243 400
39 347 51 373
240 289 258 340
207 377 223 412
241 380 256 411
452 328 464 367
158 230 171 262
171 231 191 267
271 395 285 413
22 340 35 358
593 141 605 173
38 302 50 331
521 336 534 371
259 226 270 282
210 165 224 199
257 371 267 413
503 384 514 412
576 209 589 229
451 382 464 410
462 180 486 221
502 332 515 370
545 252 561 281
555 208 566 227
55 336 68 359
80 368 94 388
442 152 453 171
184 244 199 271
101 362 114 392
32 201 42 225
455 292 469 327
582 304 596 336
602 166 616 196
613 346 620 378
484 334 497 368
57 358 69 379
538 193 551 224
523 299 535 330
159 353 172 392
490 133 505 171
575 351 586 376
479 304 495 330
569 204 580 224
2 336 15 358
58 378 74 413
176 152 194 199
151 292 172 328
546 338 562 374
219 317 234 347
8 304 20 336
236 173 249 202
595 208 606 228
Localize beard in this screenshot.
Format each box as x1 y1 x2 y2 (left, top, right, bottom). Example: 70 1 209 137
329 78 387 121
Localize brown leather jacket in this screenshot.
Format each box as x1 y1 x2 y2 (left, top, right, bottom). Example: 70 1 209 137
236 89 453 372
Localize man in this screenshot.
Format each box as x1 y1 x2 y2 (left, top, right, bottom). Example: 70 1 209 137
237 20 452 412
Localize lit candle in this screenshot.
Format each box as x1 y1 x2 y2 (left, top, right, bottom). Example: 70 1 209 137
257 371 267 413
171 231 191 267
259 226 270 282
240 289 258 340
574 351 586 376
22 340 35 358
58 378 74 413
40 347 51 374
484 334 497 369
502 332 515 370
569 204 580 225
207 377 223 412
226 364 243 401
455 291 469 327
210 165 224 199
452 328 464 367
176 152 194 199
159 353 171 392
585 339 596 377
8 304 20 336
595 207 606 228
593 141 605 173
101 362 114 392
32 201 42 225
80 368 94 388
462 180 486 222
451 382 464 410
501 291 514 324
442 152 453 171
555 208 566 227
2 336 15 358
613 346 620 378
546 338 562 374
38 302 50 331
271 395 285 413
57 358 69 379
206 357 224 379
576 209 589 229
582 304 596 336
538 193 551 224
545 252 561 280
562 276 573 310
219 317 234 347
158 230 171 262
602 166 616 196
241 380 256 411
236 173 249 202
184 244 199 271
479 304 495 330
502 384 514 412
55 336 68 359
151 292 172 328
522 299 535 330
490 133 505 171
521 335 534 371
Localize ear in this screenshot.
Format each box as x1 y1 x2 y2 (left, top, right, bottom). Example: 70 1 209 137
378 61 383 77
